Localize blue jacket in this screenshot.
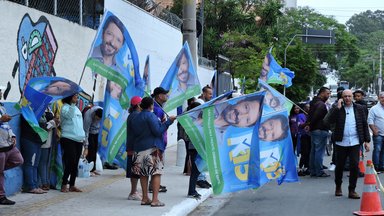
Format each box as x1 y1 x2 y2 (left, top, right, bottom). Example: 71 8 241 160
126 110 140 151
132 110 172 152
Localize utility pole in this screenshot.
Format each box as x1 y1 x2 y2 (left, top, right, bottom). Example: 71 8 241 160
379 45 383 93
183 0 197 68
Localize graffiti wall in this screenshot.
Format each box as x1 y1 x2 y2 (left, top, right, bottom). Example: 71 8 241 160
0 0 214 196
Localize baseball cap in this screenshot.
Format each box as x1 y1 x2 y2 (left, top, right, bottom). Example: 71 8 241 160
130 96 142 106
153 87 169 96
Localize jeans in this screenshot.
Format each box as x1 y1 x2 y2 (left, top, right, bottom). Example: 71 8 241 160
38 148 51 186
309 130 328 176
0 146 24 196
86 133 98 172
188 149 200 195
334 144 360 190
372 135 384 169
21 138 42 190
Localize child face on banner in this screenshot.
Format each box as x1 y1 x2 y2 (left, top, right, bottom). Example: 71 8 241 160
220 98 261 128
108 81 122 100
258 115 288 141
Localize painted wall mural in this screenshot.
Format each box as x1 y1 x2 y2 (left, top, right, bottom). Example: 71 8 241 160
5 14 58 100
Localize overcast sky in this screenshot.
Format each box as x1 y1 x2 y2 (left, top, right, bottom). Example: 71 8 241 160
296 0 384 24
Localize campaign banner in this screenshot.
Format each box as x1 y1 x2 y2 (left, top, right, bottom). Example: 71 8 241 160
143 55 151 95
161 42 201 112
20 77 82 141
258 79 293 114
249 110 299 186
177 91 235 162
85 10 143 164
260 49 295 88
179 92 265 194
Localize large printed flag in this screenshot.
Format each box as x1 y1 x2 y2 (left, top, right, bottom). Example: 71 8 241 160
20 77 82 141
258 79 293 114
161 42 201 112
143 55 151 95
248 79 298 187
85 10 144 164
179 91 265 194
260 48 295 88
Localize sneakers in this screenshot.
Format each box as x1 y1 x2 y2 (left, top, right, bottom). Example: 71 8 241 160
317 172 330 177
328 164 336 172
188 192 201 199
128 192 142 201
197 180 211 189
0 196 15 205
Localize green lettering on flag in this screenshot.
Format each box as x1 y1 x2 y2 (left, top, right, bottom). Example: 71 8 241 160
177 114 206 161
107 123 127 163
203 106 224 194
86 58 130 109
163 85 201 112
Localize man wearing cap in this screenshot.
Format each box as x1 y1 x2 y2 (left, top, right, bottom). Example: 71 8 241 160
151 87 169 192
0 90 24 205
83 106 103 176
126 96 142 201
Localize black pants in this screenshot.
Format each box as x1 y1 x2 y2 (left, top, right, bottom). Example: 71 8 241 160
299 134 311 169
86 133 98 172
334 144 360 190
188 149 200 195
61 138 83 186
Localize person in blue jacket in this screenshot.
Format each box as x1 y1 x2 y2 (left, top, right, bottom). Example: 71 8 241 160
131 97 176 207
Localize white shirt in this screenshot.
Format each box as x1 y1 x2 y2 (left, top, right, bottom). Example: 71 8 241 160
336 105 359 147
368 103 384 136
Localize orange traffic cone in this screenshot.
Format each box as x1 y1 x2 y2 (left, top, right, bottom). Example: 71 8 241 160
358 151 365 175
354 160 384 216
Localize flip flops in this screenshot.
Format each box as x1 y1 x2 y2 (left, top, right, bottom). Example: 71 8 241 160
150 201 165 207
140 199 152 205
27 188 46 194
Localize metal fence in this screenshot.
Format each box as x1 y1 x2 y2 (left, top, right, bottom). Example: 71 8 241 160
7 0 181 29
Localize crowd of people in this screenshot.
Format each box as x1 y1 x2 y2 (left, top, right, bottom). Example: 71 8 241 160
289 86 374 199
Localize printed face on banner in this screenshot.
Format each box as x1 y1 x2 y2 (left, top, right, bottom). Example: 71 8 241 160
28 77 81 100
258 110 297 185
258 79 292 114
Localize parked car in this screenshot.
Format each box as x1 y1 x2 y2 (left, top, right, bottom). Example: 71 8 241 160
365 97 377 109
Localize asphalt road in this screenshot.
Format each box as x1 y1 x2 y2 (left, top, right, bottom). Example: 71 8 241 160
190 154 384 216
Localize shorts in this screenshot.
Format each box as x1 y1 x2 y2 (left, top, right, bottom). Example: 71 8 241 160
132 148 164 176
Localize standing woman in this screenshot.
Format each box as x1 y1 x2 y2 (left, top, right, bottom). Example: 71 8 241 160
131 97 176 207
289 105 301 155
60 94 86 193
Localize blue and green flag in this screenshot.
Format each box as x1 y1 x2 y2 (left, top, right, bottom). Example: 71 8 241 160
161 42 201 112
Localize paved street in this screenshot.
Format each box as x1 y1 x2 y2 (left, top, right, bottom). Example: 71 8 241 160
191 153 384 216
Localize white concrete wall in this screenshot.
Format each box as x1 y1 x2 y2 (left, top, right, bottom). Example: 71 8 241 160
0 0 214 196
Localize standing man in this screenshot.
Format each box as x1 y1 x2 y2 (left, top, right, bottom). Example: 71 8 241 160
198 85 213 102
151 87 170 193
353 90 368 117
0 90 24 205
324 90 370 199
83 106 103 176
368 92 384 172
307 87 331 177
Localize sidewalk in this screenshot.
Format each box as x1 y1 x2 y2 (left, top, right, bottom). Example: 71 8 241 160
0 145 212 216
